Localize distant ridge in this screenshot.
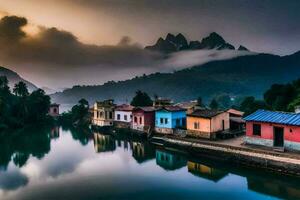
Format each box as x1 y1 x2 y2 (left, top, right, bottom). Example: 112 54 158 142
51 50 300 104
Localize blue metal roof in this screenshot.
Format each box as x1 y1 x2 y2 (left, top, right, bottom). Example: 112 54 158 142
243 109 300 126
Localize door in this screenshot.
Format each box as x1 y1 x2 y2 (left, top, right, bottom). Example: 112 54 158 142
222 120 225 131
273 127 284 147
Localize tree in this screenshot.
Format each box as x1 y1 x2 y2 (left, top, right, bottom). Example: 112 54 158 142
264 83 297 111
13 81 29 97
197 96 204 107
239 96 267 116
130 90 153 107
209 99 219 110
215 94 231 109
26 89 51 123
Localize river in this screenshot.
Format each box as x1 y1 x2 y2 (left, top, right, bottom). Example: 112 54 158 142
0 126 299 200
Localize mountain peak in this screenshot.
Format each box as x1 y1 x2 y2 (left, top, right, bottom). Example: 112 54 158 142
238 45 249 51
145 32 236 53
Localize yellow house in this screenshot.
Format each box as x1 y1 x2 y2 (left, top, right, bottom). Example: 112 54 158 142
186 109 229 139
93 99 115 127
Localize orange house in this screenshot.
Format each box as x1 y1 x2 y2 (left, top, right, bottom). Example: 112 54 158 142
186 109 230 139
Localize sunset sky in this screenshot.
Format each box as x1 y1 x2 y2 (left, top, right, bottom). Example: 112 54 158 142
0 0 299 89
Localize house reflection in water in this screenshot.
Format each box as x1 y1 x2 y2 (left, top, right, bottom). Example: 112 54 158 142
156 150 187 170
132 141 155 163
93 133 116 153
187 161 228 182
247 176 300 199
50 127 60 139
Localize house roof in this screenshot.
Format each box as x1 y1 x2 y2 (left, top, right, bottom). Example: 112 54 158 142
188 109 224 118
95 99 115 108
157 106 186 112
133 106 156 112
50 103 60 107
175 101 198 109
230 116 246 123
243 109 300 126
115 104 134 111
227 108 244 117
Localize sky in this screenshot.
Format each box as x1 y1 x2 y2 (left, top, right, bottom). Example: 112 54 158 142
0 0 299 89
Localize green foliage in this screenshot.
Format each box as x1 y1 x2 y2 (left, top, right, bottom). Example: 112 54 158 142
130 90 153 107
215 94 232 109
209 99 219 110
0 76 51 131
264 83 297 111
239 96 267 116
13 81 29 97
59 98 90 127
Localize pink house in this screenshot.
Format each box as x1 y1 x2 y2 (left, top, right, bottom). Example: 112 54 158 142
131 107 156 133
244 110 300 151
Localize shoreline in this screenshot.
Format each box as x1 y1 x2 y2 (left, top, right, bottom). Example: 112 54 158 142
150 135 300 177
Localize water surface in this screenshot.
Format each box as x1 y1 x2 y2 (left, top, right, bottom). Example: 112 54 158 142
0 127 299 200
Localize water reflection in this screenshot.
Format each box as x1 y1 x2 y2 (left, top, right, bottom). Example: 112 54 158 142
156 149 187 171
93 134 116 152
0 127 300 200
187 161 229 182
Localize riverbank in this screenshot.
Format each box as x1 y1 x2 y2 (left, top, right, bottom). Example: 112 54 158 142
150 135 300 177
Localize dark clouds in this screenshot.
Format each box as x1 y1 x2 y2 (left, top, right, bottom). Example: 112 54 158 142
0 15 161 67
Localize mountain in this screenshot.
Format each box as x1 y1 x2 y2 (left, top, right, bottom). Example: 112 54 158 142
0 66 38 92
145 32 247 53
238 45 249 51
51 51 300 105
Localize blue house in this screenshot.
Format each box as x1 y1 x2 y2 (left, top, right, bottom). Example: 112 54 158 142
155 106 186 134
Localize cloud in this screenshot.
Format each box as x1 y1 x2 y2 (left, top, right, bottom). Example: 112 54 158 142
0 14 251 89
0 15 162 67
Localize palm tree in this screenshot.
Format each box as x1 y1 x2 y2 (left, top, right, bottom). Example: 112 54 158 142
13 81 29 97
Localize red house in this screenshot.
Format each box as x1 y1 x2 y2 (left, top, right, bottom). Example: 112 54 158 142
131 107 156 133
244 109 300 151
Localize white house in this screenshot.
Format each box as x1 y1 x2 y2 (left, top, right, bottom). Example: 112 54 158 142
114 104 134 128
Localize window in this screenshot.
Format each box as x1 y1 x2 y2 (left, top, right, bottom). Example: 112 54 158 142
194 122 200 129
160 118 164 124
53 108 57 113
117 114 120 120
109 112 113 119
139 117 142 124
165 118 168 124
134 116 137 123
124 115 127 121
100 112 103 118
253 124 261 136
96 111 99 118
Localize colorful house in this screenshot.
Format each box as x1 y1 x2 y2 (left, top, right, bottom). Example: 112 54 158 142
186 109 230 139
244 109 300 151
49 103 60 117
155 106 186 134
92 99 115 127
131 107 156 133
114 104 134 128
